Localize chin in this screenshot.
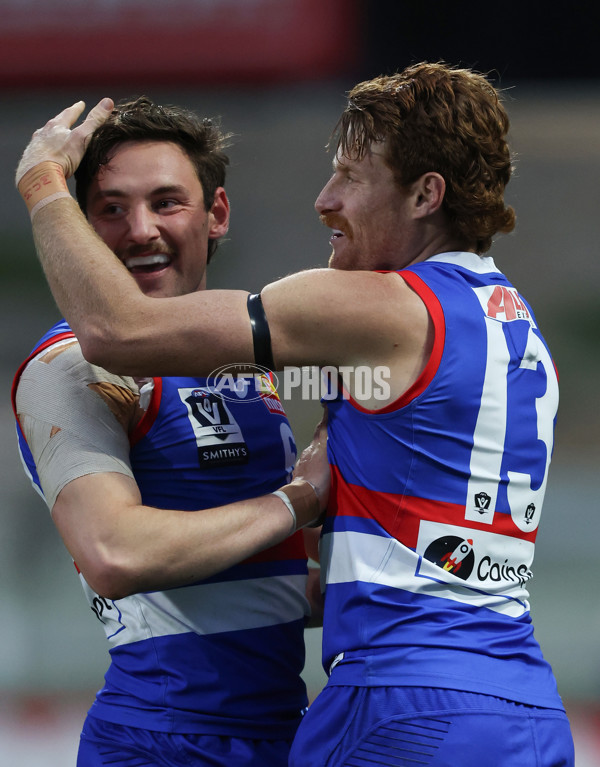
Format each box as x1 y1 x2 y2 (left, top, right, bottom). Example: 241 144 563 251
137 282 170 298
134 274 174 298
328 252 355 271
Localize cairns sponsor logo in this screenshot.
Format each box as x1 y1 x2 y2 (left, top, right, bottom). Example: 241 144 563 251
423 534 532 588
423 535 475 579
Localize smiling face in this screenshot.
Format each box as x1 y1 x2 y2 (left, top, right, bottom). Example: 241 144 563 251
314 142 418 272
85 140 230 298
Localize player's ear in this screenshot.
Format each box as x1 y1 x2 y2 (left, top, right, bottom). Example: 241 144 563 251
208 187 230 238
412 172 445 218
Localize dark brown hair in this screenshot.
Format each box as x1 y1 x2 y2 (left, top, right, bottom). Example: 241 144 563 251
75 96 231 262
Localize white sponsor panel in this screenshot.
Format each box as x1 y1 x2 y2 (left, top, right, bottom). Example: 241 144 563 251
322 524 533 618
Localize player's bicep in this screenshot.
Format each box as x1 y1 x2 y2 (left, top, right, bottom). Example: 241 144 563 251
261 269 341 368
261 268 420 369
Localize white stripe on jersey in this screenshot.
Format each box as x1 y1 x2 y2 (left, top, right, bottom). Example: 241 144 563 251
81 573 309 647
321 528 532 618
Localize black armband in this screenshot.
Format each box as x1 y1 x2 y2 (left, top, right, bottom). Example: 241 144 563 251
247 292 275 371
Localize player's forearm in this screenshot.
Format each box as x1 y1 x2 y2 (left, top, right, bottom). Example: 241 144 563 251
89 498 290 598
32 199 146 359
16 99 136 354
63 481 321 600
32 198 255 375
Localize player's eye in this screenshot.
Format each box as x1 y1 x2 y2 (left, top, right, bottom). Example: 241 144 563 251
155 199 179 211
105 204 124 214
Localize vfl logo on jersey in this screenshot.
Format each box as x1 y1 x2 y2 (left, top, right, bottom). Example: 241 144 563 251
474 491 492 514
466 489 494 524
423 535 475 579
473 285 536 327
524 503 536 525
179 387 250 467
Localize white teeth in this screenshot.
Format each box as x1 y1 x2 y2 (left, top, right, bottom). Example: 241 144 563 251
125 253 170 269
332 230 344 237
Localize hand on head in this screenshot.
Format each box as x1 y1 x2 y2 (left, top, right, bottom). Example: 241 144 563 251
15 98 114 186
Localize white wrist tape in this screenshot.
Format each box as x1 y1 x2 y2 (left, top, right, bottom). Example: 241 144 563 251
271 479 322 535
271 489 297 535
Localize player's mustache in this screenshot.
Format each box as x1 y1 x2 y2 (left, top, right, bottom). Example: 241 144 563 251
120 243 174 260
319 214 352 237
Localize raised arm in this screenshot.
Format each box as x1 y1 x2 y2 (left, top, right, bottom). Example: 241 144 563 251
16 101 431 403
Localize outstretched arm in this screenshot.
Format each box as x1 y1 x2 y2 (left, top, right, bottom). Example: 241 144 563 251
16 101 431 402
15 342 328 600
52 413 328 599
52 469 323 600
55 414 329 600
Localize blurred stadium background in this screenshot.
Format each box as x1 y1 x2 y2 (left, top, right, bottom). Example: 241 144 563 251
1 0 599 763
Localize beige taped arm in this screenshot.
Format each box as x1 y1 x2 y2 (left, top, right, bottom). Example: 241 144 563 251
15 342 139 510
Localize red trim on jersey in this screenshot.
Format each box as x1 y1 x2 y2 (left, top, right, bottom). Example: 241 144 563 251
130 378 163 446
331 465 538 545
243 530 307 564
341 270 446 415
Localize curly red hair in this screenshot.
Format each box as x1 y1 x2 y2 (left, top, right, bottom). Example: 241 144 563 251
332 62 516 254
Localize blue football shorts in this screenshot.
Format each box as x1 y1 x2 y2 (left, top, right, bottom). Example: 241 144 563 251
77 715 294 766
289 685 575 767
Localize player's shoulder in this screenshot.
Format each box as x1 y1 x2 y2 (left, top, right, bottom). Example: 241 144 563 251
21 331 138 395
265 267 416 318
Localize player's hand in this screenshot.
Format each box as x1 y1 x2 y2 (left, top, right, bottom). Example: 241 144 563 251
15 98 114 186
293 408 329 514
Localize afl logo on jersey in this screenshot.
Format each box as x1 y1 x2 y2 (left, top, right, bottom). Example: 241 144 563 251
423 536 475 579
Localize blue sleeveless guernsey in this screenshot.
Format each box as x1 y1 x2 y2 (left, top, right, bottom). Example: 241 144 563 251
13 320 310 737
321 252 564 710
